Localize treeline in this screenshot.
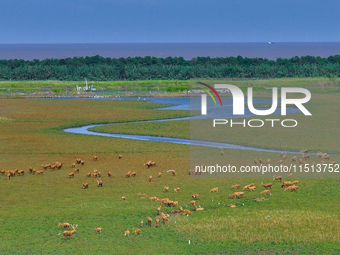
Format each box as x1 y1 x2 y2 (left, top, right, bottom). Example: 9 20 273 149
1 55 340 80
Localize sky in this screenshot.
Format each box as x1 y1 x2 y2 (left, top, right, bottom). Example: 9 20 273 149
1 0 340 43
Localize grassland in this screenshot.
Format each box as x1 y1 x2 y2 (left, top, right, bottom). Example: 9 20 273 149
0 87 340 254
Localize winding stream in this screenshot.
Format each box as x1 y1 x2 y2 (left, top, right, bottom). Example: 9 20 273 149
63 97 301 154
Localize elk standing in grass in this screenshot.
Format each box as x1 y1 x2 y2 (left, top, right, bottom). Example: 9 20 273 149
108 171 112 177
149 176 153 182
67 172 74 178
155 218 160 227
63 224 77 239
147 217 153 226
83 183 88 189
133 228 140 235
164 186 169 192
124 230 130 236
93 156 98 161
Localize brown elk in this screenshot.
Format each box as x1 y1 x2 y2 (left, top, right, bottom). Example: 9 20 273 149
94 227 102 234
71 163 76 168
118 154 123 159
17 170 25 175
141 220 144 228
93 156 98 161
80 160 85 166
74 168 80 173
0 169 5 175
157 172 161 178
133 228 141 235
67 172 74 178
210 187 219 192
82 182 89 189
261 183 272 189
174 187 180 192
164 186 169 192
124 230 130 236
41 164 51 170
86 172 91 177
147 217 153 226
192 194 199 199
108 171 112 177
97 179 103 187
155 218 160 227
231 184 240 189
274 176 282 182
37 170 44 175
63 224 77 239
121 196 126 201
58 223 70 229
76 158 81 164
149 176 153 182
54 162 63 170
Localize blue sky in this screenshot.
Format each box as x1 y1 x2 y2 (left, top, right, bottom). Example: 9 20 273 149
1 0 339 43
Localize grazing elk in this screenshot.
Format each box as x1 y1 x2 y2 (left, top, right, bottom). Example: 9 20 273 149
63 224 77 239
174 187 180 192
164 186 169 192
82 182 89 189
94 227 102 234
124 230 130 236
74 168 80 173
97 179 103 187
149 176 153 182
155 218 160 227
71 163 75 168
157 172 161 178
192 194 199 199
140 220 144 228
281 181 292 188
67 172 74 178
209 187 219 192
231 184 240 189
108 171 112 177
122 196 126 201
41 164 51 170
86 172 91 177
93 156 98 161
37 170 44 175
261 183 272 189
17 170 25 175
58 223 70 229
274 176 282 182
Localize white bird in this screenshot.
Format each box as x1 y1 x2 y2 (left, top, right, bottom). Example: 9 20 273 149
189 240 191 244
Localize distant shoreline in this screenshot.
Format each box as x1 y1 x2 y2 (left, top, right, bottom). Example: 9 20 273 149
1 42 340 61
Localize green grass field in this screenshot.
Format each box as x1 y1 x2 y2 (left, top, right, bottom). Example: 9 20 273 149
1 80 340 254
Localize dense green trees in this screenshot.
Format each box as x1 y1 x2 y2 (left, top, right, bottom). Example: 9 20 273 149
0 55 340 80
